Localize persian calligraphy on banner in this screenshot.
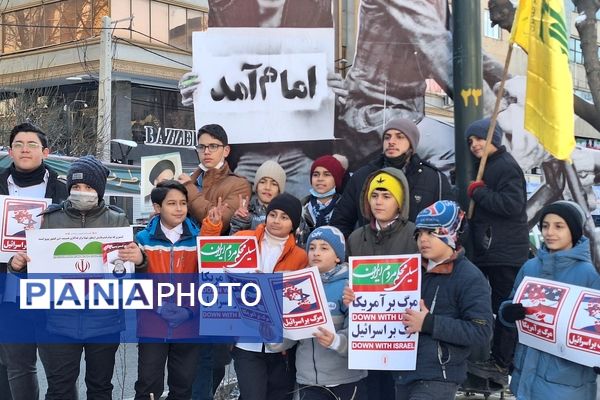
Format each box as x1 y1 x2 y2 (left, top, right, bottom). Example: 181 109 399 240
348 254 421 371
514 277 600 367
26 227 134 274
192 28 335 143
197 236 259 272
281 267 334 340
0 195 51 262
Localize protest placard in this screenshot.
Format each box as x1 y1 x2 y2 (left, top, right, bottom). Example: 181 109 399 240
281 267 334 340
348 254 421 370
192 27 335 143
514 277 600 367
197 236 259 272
197 271 283 342
26 227 134 274
0 195 51 262
140 153 183 215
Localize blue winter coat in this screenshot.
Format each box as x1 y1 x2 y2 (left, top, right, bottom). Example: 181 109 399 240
396 251 493 385
499 237 600 400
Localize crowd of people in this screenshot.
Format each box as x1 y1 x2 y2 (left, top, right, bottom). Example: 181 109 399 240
0 119 598 400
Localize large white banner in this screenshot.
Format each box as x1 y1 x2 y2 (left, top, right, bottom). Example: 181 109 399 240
26 227 134 275
514 277 600 367
192 28 335 143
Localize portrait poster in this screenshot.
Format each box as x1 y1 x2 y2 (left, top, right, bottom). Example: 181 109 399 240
26 227 134 274
348 254 421 371
0 195 51 262
140 153 183 215
281 267 334 340
192 28 335 143
198 236 259 272
514 277 600 367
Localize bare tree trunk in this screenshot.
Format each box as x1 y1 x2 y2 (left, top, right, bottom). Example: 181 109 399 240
573 0 600 112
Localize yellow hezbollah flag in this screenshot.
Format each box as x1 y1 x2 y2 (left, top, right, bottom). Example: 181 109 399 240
510 0 575 160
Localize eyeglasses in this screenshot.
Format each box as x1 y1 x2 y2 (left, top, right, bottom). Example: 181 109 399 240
12 142 43 150
195 143 224 153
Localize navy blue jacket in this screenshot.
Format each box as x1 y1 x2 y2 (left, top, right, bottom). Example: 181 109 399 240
396 251 493 385
470 146 529 268
331 153 454 238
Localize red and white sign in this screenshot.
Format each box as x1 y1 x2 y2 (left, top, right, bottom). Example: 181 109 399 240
514 277 600 367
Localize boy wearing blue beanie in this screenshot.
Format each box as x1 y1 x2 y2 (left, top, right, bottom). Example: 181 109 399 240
269 226 367 400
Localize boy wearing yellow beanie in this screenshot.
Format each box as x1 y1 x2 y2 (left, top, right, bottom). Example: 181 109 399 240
346 167 418 399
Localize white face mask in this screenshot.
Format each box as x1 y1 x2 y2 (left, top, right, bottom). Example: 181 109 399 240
69 190 98 211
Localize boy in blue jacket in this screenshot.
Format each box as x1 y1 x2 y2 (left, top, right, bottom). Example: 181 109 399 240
344 200 493 400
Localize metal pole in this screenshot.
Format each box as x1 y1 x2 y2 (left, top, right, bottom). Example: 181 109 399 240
97 16 112 161
452 1 483 211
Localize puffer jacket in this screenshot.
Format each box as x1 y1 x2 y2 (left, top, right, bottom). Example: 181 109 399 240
396 250 493 385
499 238 600 400
29 200 129 340
135 215 200 339
269 264 368 386
234 224 307 272
347 167 419 257
331 153 454 238
470 146 529 268
185 162 251 233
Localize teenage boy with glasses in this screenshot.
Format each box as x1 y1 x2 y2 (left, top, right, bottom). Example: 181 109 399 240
0 122 68 400
178 124 250 234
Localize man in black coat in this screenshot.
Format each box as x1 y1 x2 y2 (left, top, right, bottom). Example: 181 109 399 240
465 118 529 386
0 122 68 400
331 117 454 238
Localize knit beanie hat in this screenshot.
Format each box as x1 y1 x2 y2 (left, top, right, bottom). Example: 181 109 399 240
67 155 110 201
306 226 346 262
367 172 404 210
149 160 175 184
415 200 465 250
383 118 420 151
254 160 286 193
266 193 302 232
538 200 586 246
198 124 228 145
465 117 503 148
310 154 348 192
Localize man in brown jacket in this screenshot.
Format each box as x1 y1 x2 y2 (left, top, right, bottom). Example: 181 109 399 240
178 124 251 233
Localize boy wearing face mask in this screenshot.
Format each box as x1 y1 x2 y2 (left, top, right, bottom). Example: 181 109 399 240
9 155 140 400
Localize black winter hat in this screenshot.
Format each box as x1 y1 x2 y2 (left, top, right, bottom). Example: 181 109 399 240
198 124 228 146
266 193 302 233
465 118 503 148
539 200 586 247
67 155 110 201
149 160 176 184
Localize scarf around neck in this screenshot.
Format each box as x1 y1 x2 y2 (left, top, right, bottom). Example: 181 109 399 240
9 162 47 187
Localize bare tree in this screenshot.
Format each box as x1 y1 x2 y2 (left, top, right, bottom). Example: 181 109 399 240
0 82 105 157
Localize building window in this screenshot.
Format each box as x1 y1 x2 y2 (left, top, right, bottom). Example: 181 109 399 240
569 37 583 64
112 0 207 51
483 10 500 39
1 0 109 54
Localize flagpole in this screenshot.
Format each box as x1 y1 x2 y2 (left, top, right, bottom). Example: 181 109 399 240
467 44 514 219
